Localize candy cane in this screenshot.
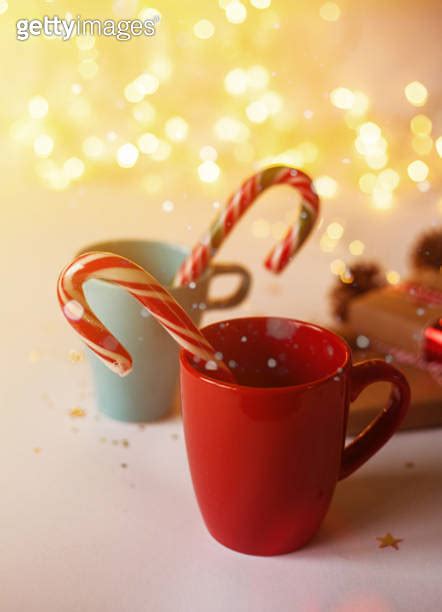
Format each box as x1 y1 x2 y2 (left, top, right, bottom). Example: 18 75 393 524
174 166 320 286
57 252 235 381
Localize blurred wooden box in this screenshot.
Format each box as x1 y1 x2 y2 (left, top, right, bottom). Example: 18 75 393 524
338 330 442 435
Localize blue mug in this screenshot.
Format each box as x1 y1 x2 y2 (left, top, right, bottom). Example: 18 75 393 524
78 239 251 422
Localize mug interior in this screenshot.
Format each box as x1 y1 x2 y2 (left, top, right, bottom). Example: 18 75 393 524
190 317 350 388
78 239 188 286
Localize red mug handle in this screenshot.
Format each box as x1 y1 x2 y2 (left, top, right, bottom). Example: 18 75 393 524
339 360 411 480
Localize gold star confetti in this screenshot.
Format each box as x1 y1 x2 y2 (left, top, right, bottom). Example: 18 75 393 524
376 533 403 550
121 439 130 448
99 436 107 444
69 406 86 418
68 349 84 363
33 447 42 454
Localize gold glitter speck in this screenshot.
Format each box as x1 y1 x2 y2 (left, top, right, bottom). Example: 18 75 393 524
69 407 86 418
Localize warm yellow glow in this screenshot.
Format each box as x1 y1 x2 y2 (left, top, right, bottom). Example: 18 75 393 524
437 197 442 215
142 174 163 194
366 152 388 170
251 0 271 7
349 240 365 256
233 142 255 162
251 219 270 238
330 87 354 110
0 0 8 14
138 132 159 154
412 135 433 156
298 142 318 163
225 1 247 23
63 157 85 180
260 91 283 115
407 160 429 182
151 140 171 161
386 270 401 285
247 65 269 90
326 222 344 240
28 96 49 119
358 122 381 144
214 117 250 142
165 116 189 142
404 81 428 106
193 19 215 39
150 57 173 82
246 100 269 123
198 160 221 182
224 68 248 95
162 200 175 213
359 173 377 194
78 60 98 80
138 7 162 21
349 91 370 116
377 168 400 191
132 101 156 124
124 81 145 103
319 234 337 253
435 137 442 158
320 2 341 21
410 114 432 136
76 35 95 51
33 134 54 158
199 145 218 161
138 73 160 95
117 143 139 168
314 175 338 198
330 259 346 275
83 136 105 159
372 188 393 210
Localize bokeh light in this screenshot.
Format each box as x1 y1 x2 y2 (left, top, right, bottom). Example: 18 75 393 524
404 81 428 106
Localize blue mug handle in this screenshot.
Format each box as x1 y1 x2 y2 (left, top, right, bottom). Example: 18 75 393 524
206 263 251 310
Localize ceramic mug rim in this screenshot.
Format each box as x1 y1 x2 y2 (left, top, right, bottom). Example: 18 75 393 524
76 238 213 288
180 316 352 395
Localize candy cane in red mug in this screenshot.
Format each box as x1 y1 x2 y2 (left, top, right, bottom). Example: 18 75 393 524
57 252 235 381
174 166 320 287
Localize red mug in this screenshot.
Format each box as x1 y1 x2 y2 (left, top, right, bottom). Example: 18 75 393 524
179 317 410 556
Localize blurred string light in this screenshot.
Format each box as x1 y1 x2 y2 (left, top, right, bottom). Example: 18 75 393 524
386 270 401 285
407 160 429 182
198 160 220 182
28 96 49 119
404 81 428 106
193 19 215 39
225 1 247 24
2 0 440 238
319 2 341 21
250 0 271 8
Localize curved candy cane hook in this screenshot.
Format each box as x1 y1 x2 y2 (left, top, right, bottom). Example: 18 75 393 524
57 251 234 381
174 166 320 286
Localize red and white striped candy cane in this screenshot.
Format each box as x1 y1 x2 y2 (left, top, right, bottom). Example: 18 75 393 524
174 165 320 286
57 252 235 381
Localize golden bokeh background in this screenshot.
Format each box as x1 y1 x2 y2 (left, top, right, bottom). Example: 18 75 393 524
1 0 441 341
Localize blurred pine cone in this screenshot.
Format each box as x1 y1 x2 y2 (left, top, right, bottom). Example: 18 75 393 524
330 261 386 322
411 227 442 271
